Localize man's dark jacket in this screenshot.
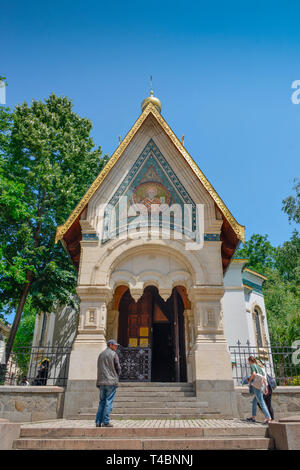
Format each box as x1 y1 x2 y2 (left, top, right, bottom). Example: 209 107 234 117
96 347 121 387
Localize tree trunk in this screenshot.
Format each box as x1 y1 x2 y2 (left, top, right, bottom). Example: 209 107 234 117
4 214 42 367
5 271 33 365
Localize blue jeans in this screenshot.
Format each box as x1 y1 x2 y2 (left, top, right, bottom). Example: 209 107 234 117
252 386 271 419
96 385 117 425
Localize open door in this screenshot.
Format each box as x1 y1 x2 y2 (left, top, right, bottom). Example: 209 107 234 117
117 286 187 382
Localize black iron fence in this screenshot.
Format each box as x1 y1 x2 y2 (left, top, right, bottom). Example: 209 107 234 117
0 345 72 387
229 341 300 386
1 341 298 387
117 346 152 382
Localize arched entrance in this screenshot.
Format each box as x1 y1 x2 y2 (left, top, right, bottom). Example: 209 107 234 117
117 285 187 382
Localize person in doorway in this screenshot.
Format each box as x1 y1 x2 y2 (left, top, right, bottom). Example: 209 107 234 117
95 339 121 428
247 356 272 424
33 358 50 385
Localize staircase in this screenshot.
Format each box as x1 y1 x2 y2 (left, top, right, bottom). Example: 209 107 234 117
12 382 275 450
13 420 274 450
76 382 222 420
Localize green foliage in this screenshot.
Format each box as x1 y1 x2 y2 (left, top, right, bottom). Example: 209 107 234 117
9 297 37 379
275 230 300 291
236 231 300 345
0 75 7 86
285 376 300 386
12 297 37 349
262 266 300 345
235 234 276 274
282 178 300 224
0 93 108 347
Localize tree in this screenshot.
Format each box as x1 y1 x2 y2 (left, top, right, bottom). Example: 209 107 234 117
275 230 300 289
12 296 37 350
282 178 300 224
234 233 276 274
235 231 300 345
262 267 300 345
0 94 108 363
9 297 38 382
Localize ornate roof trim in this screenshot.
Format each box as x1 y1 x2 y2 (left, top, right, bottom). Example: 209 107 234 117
55 102 245 243
243 268 268 281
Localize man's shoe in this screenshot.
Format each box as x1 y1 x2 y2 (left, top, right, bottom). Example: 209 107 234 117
102 423 113 427
96 422 102 427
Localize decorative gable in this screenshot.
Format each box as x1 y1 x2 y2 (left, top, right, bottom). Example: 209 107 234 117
102 139 197 243
56 101 245 272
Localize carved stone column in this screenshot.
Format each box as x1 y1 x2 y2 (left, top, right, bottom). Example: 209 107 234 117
67 286 113 381
106 309 119 342
64 285 113 418
112 309 119 341
184 309 193 383
188 286 238 417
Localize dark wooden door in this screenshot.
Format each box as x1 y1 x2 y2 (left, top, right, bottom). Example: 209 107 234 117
118 288 152 348
117 286 187 382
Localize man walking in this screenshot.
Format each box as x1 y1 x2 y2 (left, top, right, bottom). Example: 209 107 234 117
96 339 121 427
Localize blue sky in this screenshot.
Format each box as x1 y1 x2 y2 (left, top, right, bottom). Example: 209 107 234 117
1 0 299 247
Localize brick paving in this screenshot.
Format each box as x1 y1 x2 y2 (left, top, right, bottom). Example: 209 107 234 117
22 418 265 429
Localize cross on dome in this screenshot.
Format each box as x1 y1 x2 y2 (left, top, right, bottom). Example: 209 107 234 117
141 76 162 113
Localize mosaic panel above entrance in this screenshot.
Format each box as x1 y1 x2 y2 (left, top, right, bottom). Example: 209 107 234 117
102 139 198 243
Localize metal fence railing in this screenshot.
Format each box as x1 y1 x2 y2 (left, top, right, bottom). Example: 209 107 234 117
1 341 298 387
229 340 300 386
0 345 72 387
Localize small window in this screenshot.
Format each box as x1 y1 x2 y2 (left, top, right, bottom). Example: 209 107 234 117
39 313 47 347
254 308 263 348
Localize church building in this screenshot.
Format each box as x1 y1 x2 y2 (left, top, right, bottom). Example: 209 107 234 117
36 86 271 418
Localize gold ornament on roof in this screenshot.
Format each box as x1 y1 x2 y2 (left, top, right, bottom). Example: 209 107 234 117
141 76 162 113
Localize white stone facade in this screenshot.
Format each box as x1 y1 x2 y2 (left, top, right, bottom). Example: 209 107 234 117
41 101 271 417
222 260 270 348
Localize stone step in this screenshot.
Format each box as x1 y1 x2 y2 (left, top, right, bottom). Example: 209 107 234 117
77 412 222 420
13 436 274 450
111 396 199 402
81 406 213 415
116 386 194 393
20 426 268 439
118 382 193 388
84 401 208 411
112 391 195 397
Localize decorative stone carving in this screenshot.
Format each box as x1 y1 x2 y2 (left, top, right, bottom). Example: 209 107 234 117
82 308 98 330
183 309 194 356
130 288 144 303
74 286 113 342
204 309 216 328
159 288 172 301
106 309 119 341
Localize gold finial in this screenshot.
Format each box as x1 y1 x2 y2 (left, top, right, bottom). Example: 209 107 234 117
182 135 185 146
141 76 162 113
119 136 121 146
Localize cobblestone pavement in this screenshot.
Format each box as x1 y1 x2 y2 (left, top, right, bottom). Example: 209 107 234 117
22 419 266 429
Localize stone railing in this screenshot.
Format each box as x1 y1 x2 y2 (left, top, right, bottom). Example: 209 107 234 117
0 386 65 422
235 386 300 420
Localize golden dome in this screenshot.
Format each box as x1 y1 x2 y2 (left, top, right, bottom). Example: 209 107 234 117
141 78 162 113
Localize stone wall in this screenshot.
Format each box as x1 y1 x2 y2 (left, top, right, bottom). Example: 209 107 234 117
0 386 65 422
236 386 300 420
1 384 299 422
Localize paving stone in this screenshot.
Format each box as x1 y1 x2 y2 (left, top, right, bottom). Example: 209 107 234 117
21 418 266 429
